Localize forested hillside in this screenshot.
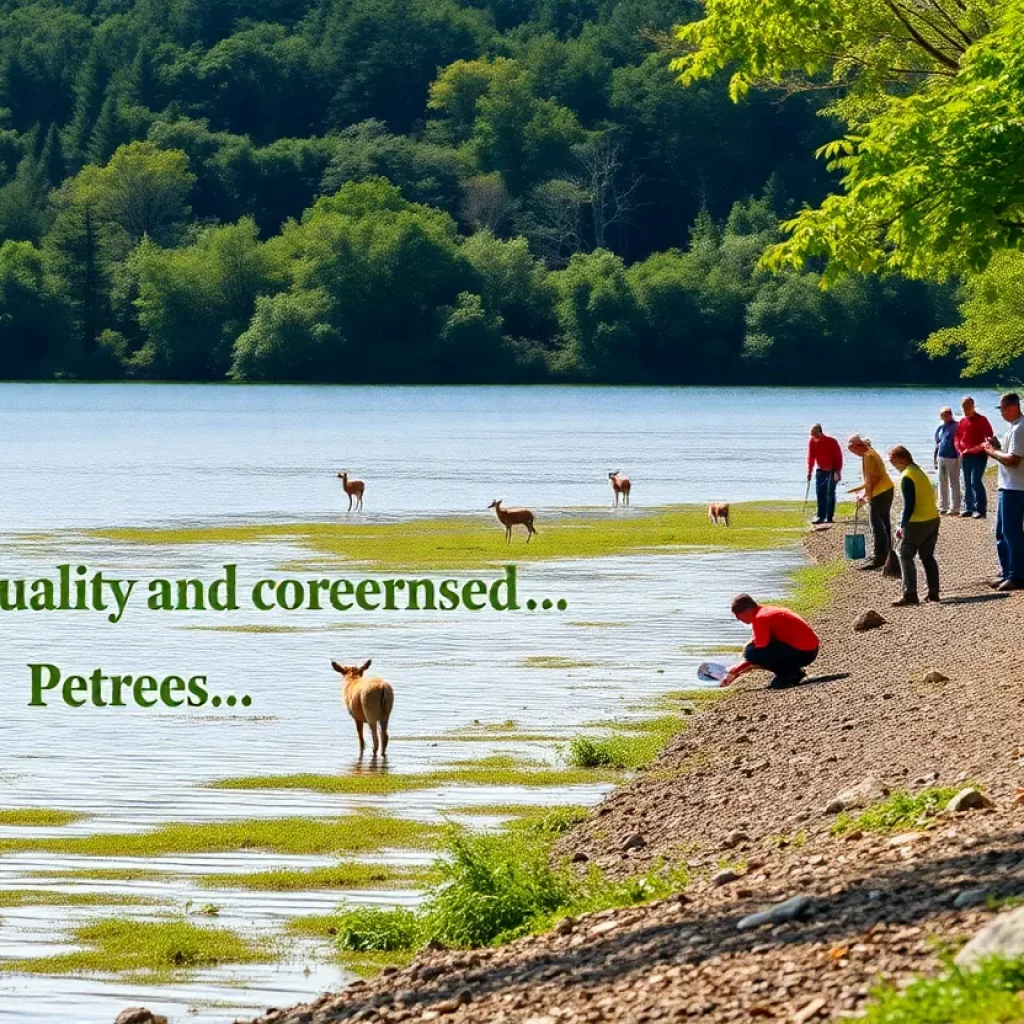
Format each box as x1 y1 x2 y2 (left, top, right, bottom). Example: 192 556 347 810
0 0 959 383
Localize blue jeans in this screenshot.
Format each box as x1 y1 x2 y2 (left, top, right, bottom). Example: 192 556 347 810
815 469 837 522
961 453 988 515
996 488 1024 581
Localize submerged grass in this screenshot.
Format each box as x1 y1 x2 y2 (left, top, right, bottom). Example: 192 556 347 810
566 713 688 770
198 862 435 892
0 918 273 981
0 809 85 827
830 787 963 836
311 811 687 961
0 890 156 907
91 501 807 570
210 759 621 795
0 812 440 857
861 956 1024 1023
777 558 847 617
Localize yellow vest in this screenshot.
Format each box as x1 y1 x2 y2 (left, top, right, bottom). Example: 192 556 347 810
902 464 939 522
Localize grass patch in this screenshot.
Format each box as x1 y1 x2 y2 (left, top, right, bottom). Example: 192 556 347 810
308 812 687 961
33 868 168 883
0 812 440 857
0 918 272 981
521 656 599 669
210 760 621 795
91 501 807 571
566 714 687 770
861 956 1024 1023
198 862 434 892
0 890 156 907
777 558 846 617
447 803 587 821
0 809 85 827
830 787 963 836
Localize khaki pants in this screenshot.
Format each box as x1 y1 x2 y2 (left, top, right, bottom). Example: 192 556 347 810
899 518 940 600
937 456 961 514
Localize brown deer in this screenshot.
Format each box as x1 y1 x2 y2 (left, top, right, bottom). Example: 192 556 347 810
337 471 365 511
488 500 538 543
708 502 730 526
609 471 631 507
331 659 394 755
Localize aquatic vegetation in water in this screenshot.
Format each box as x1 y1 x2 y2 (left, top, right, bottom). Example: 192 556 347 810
775 558 846 617
0 890 156 907
566 713 688 770
0 808 85 827
0 918 273 981
90 501 808 570
198 862 435 892
210 759 621 794
0 812 440 857
521 655 600 669
315 816 688 958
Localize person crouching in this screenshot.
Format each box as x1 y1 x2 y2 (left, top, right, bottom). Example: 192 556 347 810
720 594 820 689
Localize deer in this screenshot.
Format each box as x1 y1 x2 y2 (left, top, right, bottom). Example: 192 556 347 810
488 500 538 543
331 659 394 756
337 471 365 511
609 471 631 507
708 502 730 527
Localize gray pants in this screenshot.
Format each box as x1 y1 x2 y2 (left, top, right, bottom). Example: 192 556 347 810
937 456 961 513
899 518 940 599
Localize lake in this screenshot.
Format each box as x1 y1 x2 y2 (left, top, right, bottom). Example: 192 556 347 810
0 383 976 1022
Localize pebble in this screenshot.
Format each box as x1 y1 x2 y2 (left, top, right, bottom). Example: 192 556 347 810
736 895 812 931
621 833 647 852
953 888 988 909
946 787 994 813
713 869 742 886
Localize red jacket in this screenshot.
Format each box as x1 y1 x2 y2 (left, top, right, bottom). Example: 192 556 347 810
955 413 993 456
807 434 843 474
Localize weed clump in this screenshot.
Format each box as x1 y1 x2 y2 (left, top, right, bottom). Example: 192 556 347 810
830 787 964 836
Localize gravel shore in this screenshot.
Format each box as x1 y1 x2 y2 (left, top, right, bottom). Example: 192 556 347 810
240 506 1024 1024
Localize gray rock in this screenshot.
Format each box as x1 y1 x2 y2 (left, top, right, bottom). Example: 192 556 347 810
115 1012 168 1024
713 868 742 886
621 832 646 852
946 787 994 813
824 777 887 815
736 895 812 930
853 610 886 632
955 906 1024 968
953 888 989 909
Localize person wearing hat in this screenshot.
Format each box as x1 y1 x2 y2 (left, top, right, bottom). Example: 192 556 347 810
847 434 894 569
983 392 1024 591
888 445 940 606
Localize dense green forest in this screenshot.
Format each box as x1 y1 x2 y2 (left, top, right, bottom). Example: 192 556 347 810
0 0 962 383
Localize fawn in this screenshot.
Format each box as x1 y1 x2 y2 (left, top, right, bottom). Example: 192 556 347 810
609 471 631 507
488 500 537 543
708 502 730 526
337 471 365 511
331 659 394 755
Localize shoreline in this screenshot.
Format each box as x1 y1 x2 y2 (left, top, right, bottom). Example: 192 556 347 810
242 495 1024 1024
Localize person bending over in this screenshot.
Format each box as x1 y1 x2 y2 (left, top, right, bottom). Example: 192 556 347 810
721 594 820 689
889 445 940 606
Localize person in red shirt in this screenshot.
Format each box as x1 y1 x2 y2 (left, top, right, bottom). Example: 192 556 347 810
721 594 820 689
955 396 995 519
807 423 843 525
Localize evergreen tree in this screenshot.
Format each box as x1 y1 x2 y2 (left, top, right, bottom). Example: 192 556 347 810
87 92 121 167
38 124 65 189
66 47 106 169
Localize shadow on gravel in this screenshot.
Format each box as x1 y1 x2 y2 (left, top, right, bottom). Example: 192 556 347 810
769 672 851 691
341 827 1024 1019
942 593 1010 605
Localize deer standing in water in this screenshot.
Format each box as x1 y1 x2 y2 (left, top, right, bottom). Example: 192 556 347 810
609 471 631 507
331 659 394 756
337 471 365 511
488 500 538 543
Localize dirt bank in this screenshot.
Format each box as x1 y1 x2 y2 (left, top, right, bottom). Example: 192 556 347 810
242 509 1024 1024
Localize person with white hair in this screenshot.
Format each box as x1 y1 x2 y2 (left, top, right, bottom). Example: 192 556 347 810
847 434 894 569
934 406 961 515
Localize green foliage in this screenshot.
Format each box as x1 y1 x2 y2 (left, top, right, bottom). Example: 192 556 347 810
567 713 687 770
324 819 689 956
830 787 963 836
860 957 1024 1024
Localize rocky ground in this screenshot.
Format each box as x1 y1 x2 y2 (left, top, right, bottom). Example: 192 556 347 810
238 507 1024 1024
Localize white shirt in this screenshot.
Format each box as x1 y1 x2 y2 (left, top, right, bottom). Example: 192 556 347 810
999 416 1024 490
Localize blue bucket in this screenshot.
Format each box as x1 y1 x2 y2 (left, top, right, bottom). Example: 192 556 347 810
844 532 866 559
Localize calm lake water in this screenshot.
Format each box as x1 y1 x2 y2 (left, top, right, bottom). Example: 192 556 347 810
0 383 978 1022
